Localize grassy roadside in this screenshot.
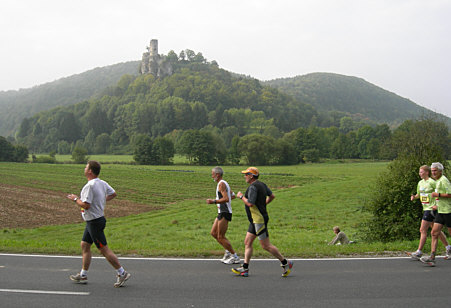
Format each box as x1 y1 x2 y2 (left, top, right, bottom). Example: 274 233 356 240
0 161 439 257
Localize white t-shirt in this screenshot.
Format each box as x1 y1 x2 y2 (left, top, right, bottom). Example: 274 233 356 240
80 178 115 221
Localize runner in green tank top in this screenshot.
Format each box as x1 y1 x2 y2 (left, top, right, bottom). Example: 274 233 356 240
408 165 449 260
420 162 451 266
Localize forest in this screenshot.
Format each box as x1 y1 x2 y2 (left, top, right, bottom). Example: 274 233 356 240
10 51 451 165
0 61 140 137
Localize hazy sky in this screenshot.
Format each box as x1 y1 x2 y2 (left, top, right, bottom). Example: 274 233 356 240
1 0 450 117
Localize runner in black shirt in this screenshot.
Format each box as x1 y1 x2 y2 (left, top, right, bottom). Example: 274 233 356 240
232 167 293 277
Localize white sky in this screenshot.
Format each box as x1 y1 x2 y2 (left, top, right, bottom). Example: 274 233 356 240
0 0 450 117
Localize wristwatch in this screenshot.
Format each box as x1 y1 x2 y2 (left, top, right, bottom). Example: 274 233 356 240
73 197 78 202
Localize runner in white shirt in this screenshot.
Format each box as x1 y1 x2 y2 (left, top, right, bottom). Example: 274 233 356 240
66 160 131 287
206 166 240 264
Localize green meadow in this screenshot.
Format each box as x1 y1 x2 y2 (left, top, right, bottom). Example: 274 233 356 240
48 154 188 164
0 161 431 257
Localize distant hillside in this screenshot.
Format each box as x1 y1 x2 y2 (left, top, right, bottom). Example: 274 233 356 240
3 62 449 139
264 73 448 126
0 61 140 136
17 60 318 153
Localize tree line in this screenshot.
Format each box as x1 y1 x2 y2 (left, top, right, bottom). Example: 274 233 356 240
0 61 140 137
0 136 28 162
11 53 451 165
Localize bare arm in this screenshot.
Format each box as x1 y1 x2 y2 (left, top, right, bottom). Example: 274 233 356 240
66 194 90 210
206 182 229 204
266 194 275 205
236 191 253 207
106 192 117 202
328 234 339 245
432 192 451 198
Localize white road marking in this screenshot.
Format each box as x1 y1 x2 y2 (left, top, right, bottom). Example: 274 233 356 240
0 289 89 296
0 252 416 261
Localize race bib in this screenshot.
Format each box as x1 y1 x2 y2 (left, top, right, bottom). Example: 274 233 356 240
420 193 429 204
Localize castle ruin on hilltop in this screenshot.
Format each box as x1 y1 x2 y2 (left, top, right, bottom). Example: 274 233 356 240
140 39 173 77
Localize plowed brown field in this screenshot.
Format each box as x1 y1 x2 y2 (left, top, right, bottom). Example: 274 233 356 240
0 183 160 229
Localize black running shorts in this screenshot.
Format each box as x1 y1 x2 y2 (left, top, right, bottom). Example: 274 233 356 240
248 222 269 240
217 212 232 221
422 210 437 222
82 216 108 249
434 212 451 228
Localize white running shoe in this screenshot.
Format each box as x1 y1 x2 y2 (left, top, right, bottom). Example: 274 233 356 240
445 248 451 260
221 251 232 263
69 273 87 284
224 255 241 264
114 271 131 288
408 251 422 260
420 255 436 267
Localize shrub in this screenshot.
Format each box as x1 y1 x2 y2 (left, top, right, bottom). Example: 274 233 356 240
302 148 320 163
33 155 57 164
362 118 449 241
71 146 89 164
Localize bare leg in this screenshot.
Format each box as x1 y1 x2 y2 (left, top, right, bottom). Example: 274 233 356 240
210 218 219 241
244 232 256 264
430 223 444 256
81 241 92 271
216 218 235 254
418 220 432 251
259 237 284 261
438 230 449 247
98 245 121 270
211 218 235 254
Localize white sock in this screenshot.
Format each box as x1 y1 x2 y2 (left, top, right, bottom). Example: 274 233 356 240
116 267 125 276
225 250 230 254
233 253 238 258
416 250 422 254
80 269 88 277
447 245 451 250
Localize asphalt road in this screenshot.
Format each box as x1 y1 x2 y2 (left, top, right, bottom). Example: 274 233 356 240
1 253 451 307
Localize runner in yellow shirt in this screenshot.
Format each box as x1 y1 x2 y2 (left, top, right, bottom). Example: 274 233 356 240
408 165 449 260
421 162 451 266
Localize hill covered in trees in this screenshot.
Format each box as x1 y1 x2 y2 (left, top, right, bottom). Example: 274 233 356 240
4 47 451 165
16 57 317 155
0 61 140 136
7 51 451 165
265 73 448 126
3 55 448 140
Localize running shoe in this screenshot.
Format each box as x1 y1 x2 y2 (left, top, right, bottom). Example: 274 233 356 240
407 251 422 260
224 255 241 264
114 271 131 288
420 255 436 267
281 260 293 277
231 266 249 277
445 248 451 260
69 273 88 284
221 251 232 263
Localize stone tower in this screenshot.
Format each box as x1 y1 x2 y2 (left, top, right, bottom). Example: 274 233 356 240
149 39 158 57
140 39 172 77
